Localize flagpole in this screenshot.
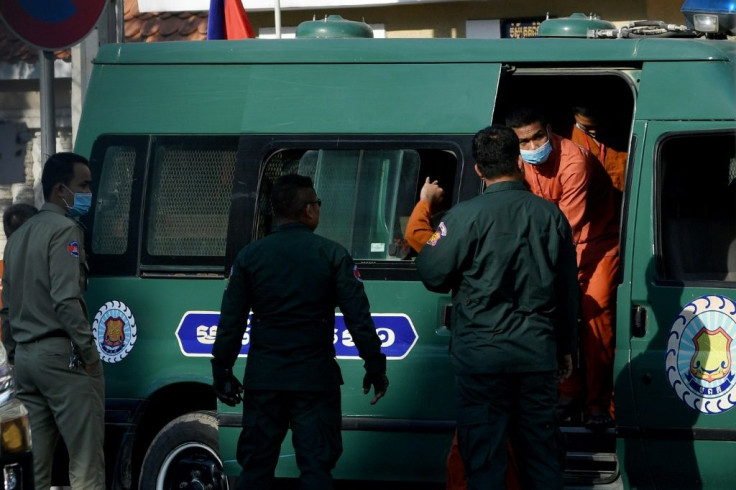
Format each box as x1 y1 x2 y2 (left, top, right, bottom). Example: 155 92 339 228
274 0 282 38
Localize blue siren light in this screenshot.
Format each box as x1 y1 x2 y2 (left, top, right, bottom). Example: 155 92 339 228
681 0 736 35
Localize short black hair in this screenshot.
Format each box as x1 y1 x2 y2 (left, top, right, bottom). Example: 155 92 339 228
41 152 89 200
572 104 600 120
271 174 314 221
3 203 38 238
472 125 522 180
505 105 547 129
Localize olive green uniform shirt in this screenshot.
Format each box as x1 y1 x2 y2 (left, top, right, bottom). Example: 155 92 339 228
212 222 386 391
416 180 578 374
1 203 99 365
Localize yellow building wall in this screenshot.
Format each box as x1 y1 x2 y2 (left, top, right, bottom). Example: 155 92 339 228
246 0 684 38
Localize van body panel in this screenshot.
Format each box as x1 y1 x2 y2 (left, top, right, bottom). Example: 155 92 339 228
637 62 736 121
79 63 500 136
93 38 732 65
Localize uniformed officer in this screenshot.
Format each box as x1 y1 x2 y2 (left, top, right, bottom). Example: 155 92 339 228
1 153 105 489
415 125 578 490
211 173 388 490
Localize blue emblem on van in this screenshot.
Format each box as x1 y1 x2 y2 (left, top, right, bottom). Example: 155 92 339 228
666 295 736 414
175 311 418 359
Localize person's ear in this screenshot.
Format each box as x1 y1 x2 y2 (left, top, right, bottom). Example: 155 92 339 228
474 164 483 179
517 155 525 176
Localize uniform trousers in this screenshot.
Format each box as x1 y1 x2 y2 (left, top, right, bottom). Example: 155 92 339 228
456 372 563 490
15 337 105 490
236 388 342 490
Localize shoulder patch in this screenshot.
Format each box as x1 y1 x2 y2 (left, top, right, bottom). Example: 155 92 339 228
353 265 363 283
427 222 448 247
67 241 79 258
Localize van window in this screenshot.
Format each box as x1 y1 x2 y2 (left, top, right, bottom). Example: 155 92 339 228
92 145 138 255
659 131 736 282
258 147 457 262
142 136 238 266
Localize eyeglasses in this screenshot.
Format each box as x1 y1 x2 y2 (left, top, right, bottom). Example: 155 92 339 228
304 199 322 208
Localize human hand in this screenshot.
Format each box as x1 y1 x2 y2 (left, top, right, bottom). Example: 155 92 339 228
362 372 389 405
212 363 244 406
420 177 445 209
84 359 102 376
558 354 573 381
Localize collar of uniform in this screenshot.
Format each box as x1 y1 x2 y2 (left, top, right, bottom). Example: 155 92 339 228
273 221 313 233
482 180 527 194
41 202 68 216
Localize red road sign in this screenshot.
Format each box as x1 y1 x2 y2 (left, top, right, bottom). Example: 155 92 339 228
0 0 107 51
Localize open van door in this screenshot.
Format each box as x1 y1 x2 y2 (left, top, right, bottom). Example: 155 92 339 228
616 121 736 489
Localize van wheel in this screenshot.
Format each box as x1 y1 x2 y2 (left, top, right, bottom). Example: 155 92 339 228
138 411 228 490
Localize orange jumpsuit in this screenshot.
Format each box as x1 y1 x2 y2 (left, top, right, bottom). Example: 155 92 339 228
524 133 620 418
571 125 628 193
405 201 521 490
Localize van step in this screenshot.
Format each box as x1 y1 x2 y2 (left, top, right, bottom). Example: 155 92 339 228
561 427 618 486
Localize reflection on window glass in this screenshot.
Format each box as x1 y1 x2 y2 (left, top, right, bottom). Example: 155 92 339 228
261 148 454 261
146 137 237 257
660 131 736 282
92 146 136 255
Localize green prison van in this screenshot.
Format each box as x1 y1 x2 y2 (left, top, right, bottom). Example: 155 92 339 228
73 5 736 490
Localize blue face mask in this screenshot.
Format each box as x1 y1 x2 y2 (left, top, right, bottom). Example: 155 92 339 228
520 138 553 166
62 185 92 218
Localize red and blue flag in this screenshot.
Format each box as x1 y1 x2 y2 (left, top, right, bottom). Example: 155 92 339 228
207 0 255 40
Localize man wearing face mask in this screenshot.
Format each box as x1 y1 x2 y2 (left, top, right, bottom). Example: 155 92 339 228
1 152 105 488
506 106 620 431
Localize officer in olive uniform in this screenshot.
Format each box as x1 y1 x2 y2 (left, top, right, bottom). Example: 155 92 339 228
211 174 388 490
416 126 579 490
1 153 105 489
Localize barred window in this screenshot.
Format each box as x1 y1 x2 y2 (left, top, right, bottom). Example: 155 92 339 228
92 145 136 255
145 137 238 258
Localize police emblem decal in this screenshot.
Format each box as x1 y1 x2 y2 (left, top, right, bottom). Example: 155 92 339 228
666 295 736 414
93 300 138 363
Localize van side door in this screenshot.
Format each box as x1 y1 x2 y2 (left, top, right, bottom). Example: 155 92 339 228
617 122 736 489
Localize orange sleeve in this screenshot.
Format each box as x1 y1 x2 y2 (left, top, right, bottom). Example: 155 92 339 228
557 151 591 245
404 200 434 253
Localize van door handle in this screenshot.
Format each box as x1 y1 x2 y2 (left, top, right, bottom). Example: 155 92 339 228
632 305 647 338
436 305 452 337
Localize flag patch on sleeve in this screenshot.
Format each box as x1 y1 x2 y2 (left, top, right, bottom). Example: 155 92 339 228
353 265 363 282
427 222 448 247
68 241 79 258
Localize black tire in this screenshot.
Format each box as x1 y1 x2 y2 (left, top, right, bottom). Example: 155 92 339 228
138 411 229 490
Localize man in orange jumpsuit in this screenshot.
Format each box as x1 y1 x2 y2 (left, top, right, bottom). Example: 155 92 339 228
405 177 522 490
506 106 620 430
571 104 628 193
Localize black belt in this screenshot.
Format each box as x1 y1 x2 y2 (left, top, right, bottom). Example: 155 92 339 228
33 330 69 341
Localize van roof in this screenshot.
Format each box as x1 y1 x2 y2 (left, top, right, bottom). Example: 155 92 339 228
96 37 736 65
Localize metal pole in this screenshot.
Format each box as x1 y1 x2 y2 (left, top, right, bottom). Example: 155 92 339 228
117 0 125 43
39 50 56 162
275 0 282 38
